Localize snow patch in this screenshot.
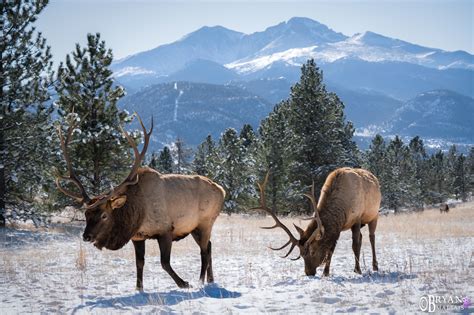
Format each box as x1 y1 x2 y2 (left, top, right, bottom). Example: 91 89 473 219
113 67 155 78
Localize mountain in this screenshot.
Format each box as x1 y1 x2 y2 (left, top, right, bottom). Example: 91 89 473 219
113 26 244 77
227 30 474 75
119 82 272 149
387 90 474 142
164 59 239 85
113 17 473 101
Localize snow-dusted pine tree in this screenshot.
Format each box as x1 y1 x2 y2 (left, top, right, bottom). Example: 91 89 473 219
150 146 173 174
193 135 218 178
170 137 192 174
286 59 358 207
1 0 53 226
258 101 292 213
55 33 133 196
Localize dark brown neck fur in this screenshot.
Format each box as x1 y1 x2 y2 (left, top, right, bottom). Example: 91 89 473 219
101 186 145 250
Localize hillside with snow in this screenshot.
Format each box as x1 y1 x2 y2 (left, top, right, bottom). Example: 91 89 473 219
119 82 271 148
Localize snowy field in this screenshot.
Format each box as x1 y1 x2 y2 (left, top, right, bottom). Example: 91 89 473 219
1 203 473 314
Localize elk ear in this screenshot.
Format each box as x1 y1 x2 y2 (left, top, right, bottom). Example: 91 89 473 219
110 195 127 210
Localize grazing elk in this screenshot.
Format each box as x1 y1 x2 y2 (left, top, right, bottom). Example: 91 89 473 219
56 114 225 290
252 168 381 277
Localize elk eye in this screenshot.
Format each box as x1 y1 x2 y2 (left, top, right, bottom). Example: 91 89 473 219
101 213 108 220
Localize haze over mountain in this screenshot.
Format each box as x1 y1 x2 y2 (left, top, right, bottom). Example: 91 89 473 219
114 17 474 150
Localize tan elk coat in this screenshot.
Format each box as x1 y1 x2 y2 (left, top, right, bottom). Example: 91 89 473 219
130 167 226 241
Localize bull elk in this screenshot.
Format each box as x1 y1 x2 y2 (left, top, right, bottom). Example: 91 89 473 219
252 168 381 276
56 114 225 290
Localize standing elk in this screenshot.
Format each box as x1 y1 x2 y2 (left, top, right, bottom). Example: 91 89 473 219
56 114 225 290
251 168 381 277
439 203 449 213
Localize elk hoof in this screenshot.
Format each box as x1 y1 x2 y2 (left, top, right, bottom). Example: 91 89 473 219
373 264 379 272
354 268 362 274
136 286 144 292
178 281 190 289
323 271 330 277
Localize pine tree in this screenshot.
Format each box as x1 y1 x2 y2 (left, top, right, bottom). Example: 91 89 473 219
427 150 447 204
365 134 386 179
259 101 291 213
170 137 192 174
286 59 358 205
1 0 53 225
156 146 173 174
408 136 429 209
193 135 218 178
453 154 468 201
383 136 414 211
215 128 245 212
467 147 474 195
445 145 458 198
55 33 132 196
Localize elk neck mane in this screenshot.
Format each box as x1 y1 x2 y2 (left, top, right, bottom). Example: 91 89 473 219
304 169 348 247
102 183 146 250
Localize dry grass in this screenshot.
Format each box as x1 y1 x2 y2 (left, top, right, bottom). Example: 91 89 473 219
378 202 474 238
76 241 87 272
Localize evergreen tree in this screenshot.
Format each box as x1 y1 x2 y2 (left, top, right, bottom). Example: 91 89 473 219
445 145 458 197
427 150 447 204
156 146 173 174
408 136 429 208
239 124 256 149
215 128 245 212
286 59 358 203
1 0 53 225
467 147 474 194
55 33 132 196
383 136 414 211
170 137 192 174
453 154 468 201
365 134 386 179
193 135 218 178
259 101 291 213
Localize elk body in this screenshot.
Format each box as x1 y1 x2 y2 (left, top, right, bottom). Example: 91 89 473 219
56 115 225 289
253 168 381 277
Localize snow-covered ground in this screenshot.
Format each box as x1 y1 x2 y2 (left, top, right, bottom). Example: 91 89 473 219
1 203 473 314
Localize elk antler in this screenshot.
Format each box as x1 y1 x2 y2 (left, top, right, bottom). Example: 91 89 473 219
303 181 325 244
84 113 154 209
249 172 302 259
56 117 91 204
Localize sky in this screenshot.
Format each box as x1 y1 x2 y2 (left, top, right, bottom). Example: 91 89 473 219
36 0 474 67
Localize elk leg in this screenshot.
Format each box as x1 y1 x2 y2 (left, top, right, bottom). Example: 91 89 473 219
351 223 362 274
157 234 189 288
132 240 145 291
369 218 378 271
206 241 214 283
191 229 212 284
323 243 337 277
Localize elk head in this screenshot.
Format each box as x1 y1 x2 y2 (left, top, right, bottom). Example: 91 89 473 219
56 113 153 249
250 173 326 276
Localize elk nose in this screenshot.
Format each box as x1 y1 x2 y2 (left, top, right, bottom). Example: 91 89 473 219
83 234 92 242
